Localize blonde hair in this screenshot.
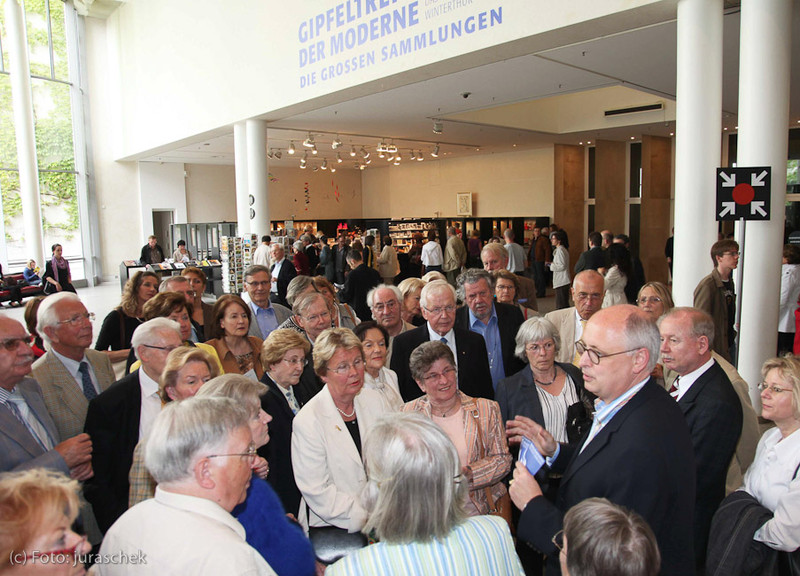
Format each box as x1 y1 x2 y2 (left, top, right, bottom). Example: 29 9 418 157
312 327 363 376
160 347 220 402
261 329 310 369
761 355 800 420
0 469 81 569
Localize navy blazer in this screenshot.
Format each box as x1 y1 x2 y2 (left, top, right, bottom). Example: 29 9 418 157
518 380 696 576
390 324 494 402
259 373 320 517
83 370 142 533
338 263 381 322
677 360 743 568
270 258 297 308
455 301 525 379
496 361 587 430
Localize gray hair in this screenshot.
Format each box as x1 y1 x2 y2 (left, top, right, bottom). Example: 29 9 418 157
195 374 267 418
367 284 402 309
144 396 249 484
159 275 189 292
515 316 561 360
480 242 508 262
36 292 83 346
131 318 182 360
455 269 494 302
292 291 326 317
292 240 304 252
286 275 316 307
361 412 467 542
623 309 661 374
661 307 715 347
564 497 660 576
419 280 456 310
243 265 270 284
409 341 455 383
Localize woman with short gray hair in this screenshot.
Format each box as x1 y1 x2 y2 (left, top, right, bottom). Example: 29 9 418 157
499 317 592 446
327 412 524 575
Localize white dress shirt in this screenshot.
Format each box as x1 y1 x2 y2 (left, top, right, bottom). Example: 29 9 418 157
672 357 715 402
97 487 275 575
137 368 162 440
426 324 457 367
741 427 800 551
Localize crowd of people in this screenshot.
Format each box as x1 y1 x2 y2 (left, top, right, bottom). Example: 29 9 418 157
0 225 797 576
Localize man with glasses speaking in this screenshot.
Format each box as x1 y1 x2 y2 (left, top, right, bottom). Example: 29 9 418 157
391 280 493 402
506 305 695 576
544 270 606 366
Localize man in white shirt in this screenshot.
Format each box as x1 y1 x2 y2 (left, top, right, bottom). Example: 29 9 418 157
84 318 183 533
98 396 275 575
252 235 272 268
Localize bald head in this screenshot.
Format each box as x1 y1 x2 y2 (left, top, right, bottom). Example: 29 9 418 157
572 270 605 321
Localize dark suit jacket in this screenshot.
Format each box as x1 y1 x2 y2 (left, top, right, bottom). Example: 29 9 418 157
677 360 743 567
455 302 525 379
495 361 587 427
270 258 297 308
83 371 142 533
339 263 381 322
518 380 696 576
573 245 606 273
390 324 494 402
258 372 320 517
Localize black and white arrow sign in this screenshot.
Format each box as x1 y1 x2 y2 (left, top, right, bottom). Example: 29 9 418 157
716 167 771 221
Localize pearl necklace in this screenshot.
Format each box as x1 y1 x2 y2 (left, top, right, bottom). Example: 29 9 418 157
336 405 356 419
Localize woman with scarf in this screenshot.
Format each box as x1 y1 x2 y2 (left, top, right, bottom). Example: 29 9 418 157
42 243 76 294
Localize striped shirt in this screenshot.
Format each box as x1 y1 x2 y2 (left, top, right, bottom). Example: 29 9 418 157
326 516 524 576
535 373 579 443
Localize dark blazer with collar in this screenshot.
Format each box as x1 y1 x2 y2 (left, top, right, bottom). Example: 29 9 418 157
270 258 297 308
338 263 381 322
455 302 525 379
518 380 696 576
390 324 494 402
259 372 320 517
495 361 587 427
83 370 142 533
676 360 742 568
0 378 68 474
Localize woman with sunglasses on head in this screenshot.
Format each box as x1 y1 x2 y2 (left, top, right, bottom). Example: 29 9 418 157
291 328 392 535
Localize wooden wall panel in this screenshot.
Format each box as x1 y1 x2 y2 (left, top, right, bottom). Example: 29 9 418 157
595 139 626 236
554 144 585 271
641 135 673 284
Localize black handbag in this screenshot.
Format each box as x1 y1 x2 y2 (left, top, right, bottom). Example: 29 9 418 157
307 526 367 565
565 399 593 444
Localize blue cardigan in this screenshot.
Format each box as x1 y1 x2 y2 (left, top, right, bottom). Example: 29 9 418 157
233 476 316 576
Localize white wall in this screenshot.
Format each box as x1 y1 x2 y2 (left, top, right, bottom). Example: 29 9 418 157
362 148 554 218
185 164 237 223
138 162 187 238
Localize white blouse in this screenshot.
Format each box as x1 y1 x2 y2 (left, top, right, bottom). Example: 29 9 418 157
741 426 800 551
363 366 404 411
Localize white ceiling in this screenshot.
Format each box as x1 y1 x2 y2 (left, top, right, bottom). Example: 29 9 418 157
143 7 800 171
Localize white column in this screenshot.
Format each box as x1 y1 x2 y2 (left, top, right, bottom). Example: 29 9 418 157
672 0 723 306
4 0 45 264
246 119 269 238
234 121 250 235
736 0 792 407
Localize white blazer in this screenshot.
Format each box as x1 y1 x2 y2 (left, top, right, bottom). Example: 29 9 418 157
291 384 391 532
544 307 579 364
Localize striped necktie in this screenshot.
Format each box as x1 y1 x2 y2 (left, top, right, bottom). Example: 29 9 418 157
668 376 681 400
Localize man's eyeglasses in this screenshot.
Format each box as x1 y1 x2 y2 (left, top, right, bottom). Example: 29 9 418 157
551 529 564 553
206 444 257 465
372 300 398 312
574 292 602 302
301 310 331 323
575 340 641 365
245 280 270 288
423 305 456 316
57 312 95 326
0 335 34 351
143 344 182 353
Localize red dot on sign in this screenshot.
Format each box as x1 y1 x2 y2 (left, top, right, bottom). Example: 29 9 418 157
732 183 755 205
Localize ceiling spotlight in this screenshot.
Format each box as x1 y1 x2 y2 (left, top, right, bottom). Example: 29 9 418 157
300 159 307 169
393 158 401 166
350 146 357 157
312 144 318 155
359 164 366 171
288 142 296 155
332 136 343 149
396 153 402 162
303 133 315 148
274 150 282 159
378 151 385 159
387 143 398 154
377 141 387 153
365 157 372 165
417 150 424 161
302 151 308 161
410 150 416 160
321 159 328 170
433 120 443 135
360 147 369 159
431 144 440 157
330 166 336 173
313 166 319 172
387 154 395 162
336 152 343 163
267 149 274 159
